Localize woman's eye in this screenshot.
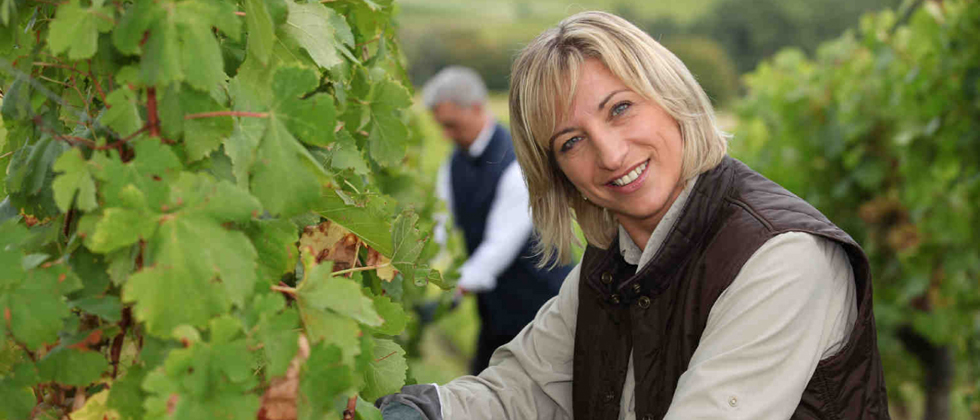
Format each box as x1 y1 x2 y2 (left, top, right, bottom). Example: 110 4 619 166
611 102 631 117
560 136 582 152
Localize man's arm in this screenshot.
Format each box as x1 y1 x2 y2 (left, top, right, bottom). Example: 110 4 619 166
456 162 534 292
663 232 857 419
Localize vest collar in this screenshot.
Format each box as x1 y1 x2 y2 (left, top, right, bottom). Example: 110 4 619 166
584 157 737 305
619 173 700 268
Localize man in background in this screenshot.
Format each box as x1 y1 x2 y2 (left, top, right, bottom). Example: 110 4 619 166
422 66 573 374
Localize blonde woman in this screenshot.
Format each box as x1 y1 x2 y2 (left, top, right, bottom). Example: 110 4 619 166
378 11 889 420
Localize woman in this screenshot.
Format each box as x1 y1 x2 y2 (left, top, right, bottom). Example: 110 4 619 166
379 11 889 420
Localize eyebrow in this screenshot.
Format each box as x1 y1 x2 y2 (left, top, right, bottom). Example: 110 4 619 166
548 89 631 148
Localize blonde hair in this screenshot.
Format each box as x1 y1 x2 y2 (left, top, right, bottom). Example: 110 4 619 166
509 11 729 267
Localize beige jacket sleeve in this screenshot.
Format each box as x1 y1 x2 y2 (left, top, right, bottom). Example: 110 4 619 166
437 264 581 420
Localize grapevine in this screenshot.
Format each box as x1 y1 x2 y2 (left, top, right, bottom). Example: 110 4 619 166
733 0 980 415
0 0 447 419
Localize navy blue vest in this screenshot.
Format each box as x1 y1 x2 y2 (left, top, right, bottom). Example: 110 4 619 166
450 124 570 339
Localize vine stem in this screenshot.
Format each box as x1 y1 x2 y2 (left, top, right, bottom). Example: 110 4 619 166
183 110 269 120
331 262 389 276
88 59 108 107
0 151 12 160
270 285 296 295
147 87 160 137
115 124 150 144
342 396 357 420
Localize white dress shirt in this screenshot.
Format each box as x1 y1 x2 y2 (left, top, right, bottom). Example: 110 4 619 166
435 119 534 293
435 175 858 419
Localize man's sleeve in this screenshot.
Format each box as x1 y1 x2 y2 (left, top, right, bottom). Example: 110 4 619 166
433 161 452 246
456 162 534 292
663 232 858 420
436 263 581 419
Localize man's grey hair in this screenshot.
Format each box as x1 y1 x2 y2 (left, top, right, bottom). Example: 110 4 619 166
421 66 488 109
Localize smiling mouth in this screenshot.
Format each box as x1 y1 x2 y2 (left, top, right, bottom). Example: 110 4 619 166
611 161 649 187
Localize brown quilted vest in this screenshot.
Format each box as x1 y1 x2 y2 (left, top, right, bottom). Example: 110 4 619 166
573 157 889 419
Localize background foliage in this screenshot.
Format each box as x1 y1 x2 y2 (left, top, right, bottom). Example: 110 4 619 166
0 0 447 419
732 1 980 417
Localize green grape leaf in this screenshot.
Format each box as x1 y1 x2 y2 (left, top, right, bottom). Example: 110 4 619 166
364 78 411 166
143 333 259 420
52 147 99 213
245 218 299 283
37 347 109 386
299 305 361 362
256 307 299 376
5 136 68 197
358 338 406 402
122 173 260 336
298 343 353 420
102 86 144 138
80 208 156 254
296 259 382 327
366 293 406 336
89 141 181 212
314 190 394 256
283 1 352 69
160 86 234 162
136 0 239 89
250 117 329 217
355 396 383 420
124 216 256 336
225 78 266 188
390 211 426 283
271 66 336 147
0 255 81 350
329 130 370 175
105 244 139 286
0 363 39 420
112 0 155 55
67 248 112 299
69 295 123 322
107 365 148 420
244 0 276 64
47 0 113 60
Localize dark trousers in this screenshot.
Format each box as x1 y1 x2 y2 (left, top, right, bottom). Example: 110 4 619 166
470 328 515 375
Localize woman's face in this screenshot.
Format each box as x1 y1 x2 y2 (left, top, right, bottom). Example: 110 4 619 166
551 59 685 240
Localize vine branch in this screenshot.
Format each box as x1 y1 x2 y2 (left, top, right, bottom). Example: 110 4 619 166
342 396 357 420
147 87 160 137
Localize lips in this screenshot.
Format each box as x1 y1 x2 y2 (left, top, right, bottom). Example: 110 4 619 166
610 160 649 187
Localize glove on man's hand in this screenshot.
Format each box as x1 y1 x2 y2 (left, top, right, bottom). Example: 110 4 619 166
375 384 442 420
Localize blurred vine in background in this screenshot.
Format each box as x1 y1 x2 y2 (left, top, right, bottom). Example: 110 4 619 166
0 0 452 419
732 1 980 418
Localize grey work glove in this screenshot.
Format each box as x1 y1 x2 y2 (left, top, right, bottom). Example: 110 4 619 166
375 384 442 420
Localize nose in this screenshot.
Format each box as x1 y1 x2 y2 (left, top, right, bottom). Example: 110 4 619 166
592 129 628 171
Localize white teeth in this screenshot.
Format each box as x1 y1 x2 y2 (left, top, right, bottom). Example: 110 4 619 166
613 161 648 186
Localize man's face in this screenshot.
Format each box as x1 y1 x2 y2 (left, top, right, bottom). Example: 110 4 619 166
431 102 485 148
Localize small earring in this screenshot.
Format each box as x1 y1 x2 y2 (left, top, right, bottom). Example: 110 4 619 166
582 193 588 201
